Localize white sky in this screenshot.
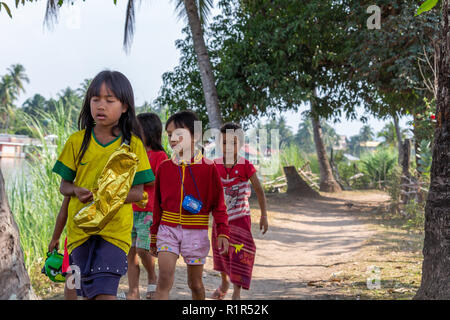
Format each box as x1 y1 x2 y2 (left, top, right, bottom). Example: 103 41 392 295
0 0 411 139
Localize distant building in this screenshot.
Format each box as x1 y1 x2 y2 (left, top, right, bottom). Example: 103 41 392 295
0 134 55 158
359 141 381 152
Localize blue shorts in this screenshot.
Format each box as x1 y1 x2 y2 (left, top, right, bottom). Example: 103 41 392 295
69 236 128 299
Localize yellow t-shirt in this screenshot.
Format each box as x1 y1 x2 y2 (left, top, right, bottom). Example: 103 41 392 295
52 129 155 254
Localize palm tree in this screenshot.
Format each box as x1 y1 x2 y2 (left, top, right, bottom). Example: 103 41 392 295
7 64 29 96
0 64 29 133
124 0 222 129
0 75 17 132
77 78 92 99
310 88 341 193
44 0 223 129
359 125 374 142
22 94 47 118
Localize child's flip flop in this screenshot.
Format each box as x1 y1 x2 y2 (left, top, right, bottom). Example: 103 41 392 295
146 284 157 300
210 287 227 300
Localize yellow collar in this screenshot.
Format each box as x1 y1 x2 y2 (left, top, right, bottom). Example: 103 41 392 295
171 150 203 166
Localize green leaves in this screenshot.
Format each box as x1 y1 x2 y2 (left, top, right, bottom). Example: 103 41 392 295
0 2 12 18
415 0 439 16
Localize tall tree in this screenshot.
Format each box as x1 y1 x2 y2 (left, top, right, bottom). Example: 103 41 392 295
158 0 357 192
415 0 450 299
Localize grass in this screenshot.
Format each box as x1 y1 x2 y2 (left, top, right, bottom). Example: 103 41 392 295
5 104 76 296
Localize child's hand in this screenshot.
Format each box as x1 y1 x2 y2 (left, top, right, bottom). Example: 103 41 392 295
48 238 59 253
260 215 268 234
74 186 93 203
217 236 229 256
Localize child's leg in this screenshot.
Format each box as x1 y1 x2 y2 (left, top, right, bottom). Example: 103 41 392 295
187 265 205 300
232 284 242 300
137 249 157 283
137 248 157 299
155 252 178 300
127 247 140 299
220 272 230 292
64 277 78 300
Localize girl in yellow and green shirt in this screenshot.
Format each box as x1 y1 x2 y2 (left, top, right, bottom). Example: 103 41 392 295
52 70 154 300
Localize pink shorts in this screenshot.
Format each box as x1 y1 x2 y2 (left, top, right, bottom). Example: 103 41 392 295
156 225 210 265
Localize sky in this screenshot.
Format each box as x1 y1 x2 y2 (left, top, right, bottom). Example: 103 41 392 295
0 0 411 139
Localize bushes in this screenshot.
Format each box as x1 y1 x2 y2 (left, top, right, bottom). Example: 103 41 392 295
360 148 398 189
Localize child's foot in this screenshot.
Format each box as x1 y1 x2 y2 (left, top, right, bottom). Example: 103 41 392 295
126 291 140 300
211 281 229 300
211 287 227 300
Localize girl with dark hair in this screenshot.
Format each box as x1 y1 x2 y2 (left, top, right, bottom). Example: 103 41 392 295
150 110 230 300
52 70 155 300
127 112 168 300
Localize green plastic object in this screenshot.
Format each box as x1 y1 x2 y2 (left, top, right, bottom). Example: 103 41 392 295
41 249 66 283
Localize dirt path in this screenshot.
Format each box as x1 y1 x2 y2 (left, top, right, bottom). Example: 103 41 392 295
118 190 390 300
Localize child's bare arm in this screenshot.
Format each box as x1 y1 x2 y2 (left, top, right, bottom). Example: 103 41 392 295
249 173 269 234
48 196 70 253
60 179 93 203
125 184 144 203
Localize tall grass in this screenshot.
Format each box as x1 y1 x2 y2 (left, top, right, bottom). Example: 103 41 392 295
6 102 76 285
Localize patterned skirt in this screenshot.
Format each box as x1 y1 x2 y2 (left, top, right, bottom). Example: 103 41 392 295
212 215 256 290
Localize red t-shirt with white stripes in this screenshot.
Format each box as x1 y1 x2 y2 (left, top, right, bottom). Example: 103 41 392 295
214 157 257 221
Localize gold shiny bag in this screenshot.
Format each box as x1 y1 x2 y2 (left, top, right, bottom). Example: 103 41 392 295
73 141 143 234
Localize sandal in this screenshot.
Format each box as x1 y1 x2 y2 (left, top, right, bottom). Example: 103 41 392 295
210 287 227 300
146 284 157 300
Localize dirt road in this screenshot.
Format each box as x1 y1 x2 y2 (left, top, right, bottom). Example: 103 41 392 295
118 191 389 300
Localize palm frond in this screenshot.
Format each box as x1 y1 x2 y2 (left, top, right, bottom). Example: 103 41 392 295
43 0 60 30
123 0 136 53
174 0 214 26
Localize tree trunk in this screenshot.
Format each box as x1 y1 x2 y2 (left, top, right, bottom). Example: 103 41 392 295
310 88 342 193
400 139 412 204
183 0 222 130
412 112 422 178
393 113 403 165
283 166 320 198
415 0 450 299
0 169 36 300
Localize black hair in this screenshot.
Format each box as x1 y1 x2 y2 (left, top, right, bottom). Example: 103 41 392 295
220 122 244 145
165 110 204 154
137 112 165 152
165 109 199 136
76 70 141 165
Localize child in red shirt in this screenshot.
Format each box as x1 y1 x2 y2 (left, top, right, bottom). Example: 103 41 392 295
211 122 269 300
150 110 230 300
127 113 168 300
